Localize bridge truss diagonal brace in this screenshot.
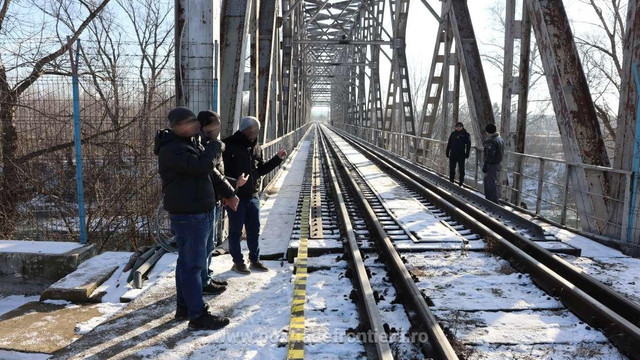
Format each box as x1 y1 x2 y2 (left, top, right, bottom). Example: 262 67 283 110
526 0 614 235
383 0 416 136
220 0 255 137
448 0 496 146
258 0 280 143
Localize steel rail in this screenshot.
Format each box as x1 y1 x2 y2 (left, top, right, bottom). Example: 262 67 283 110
333 127 640 359
320 126 460 360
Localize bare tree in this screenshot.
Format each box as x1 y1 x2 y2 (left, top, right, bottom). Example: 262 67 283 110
574 0 628 145
0 0 111 238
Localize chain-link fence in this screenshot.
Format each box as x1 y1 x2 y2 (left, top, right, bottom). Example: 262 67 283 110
2 75 175 250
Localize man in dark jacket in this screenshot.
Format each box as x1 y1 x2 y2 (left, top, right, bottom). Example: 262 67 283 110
446 122 471 186
154 106 230 331
223 116 287 274
482 123 505 203
197 110 245 288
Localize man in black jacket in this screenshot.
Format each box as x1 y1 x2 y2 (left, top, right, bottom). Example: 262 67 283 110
154 106 230 331
446 122 471 186
482 123 505 203
223 116 287 274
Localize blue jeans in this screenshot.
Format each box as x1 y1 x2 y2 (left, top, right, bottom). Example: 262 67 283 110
171 211 213 319
227 197 261 264
202 205 221 285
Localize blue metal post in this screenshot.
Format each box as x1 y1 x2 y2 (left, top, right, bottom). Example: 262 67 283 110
213 41 219 112
68 37 88 245
628 62 640 243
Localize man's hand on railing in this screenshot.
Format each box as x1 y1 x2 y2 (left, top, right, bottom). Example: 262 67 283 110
277 148 287 159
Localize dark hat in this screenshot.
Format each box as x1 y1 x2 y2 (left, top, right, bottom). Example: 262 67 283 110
455 122 464 127
167 106 196 127
485 123 497 134
197 110 221 126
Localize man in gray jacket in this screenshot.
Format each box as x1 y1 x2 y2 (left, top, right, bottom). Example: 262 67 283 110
482 124 505 203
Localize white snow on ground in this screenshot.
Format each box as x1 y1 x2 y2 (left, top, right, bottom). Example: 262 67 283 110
0 350 51 360
260 136 312 257
542 226 640 303
55 256 295 359
0 295 40 316
404 252 563 312
467 343 626 360
0 240 82 254
117 253 178 301
58 253 176 338
45 252 130 292
74 303 127 335
403 251 626 358
303 256 367 360
325 129 462 243
438 309 608 345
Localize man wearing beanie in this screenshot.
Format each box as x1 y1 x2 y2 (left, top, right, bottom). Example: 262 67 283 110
222 116 287 274
482 123 505 203
446 122 471 186
154 106 230 331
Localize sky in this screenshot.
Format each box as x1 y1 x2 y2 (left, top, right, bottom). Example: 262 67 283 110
311 0 619 122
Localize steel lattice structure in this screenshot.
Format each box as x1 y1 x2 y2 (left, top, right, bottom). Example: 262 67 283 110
174 0 640 248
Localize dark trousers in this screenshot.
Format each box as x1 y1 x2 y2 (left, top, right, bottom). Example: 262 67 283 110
170 210 213 319
227 197 261 264
484 163 501 203
449 155 465 184
203 205 220 285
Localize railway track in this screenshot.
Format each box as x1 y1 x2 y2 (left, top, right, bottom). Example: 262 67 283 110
321 125 639 359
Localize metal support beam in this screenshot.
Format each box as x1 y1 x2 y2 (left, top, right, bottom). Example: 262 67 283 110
383 0 416 135
258 0 279 143
527 0 613 235
448 0 495 144
175 0 215 111
613 0 640 241
220 0 254 137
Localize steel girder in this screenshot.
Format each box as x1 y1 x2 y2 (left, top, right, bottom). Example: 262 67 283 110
220 0 254 137
418 0 492 147
383 0 416 135
527 0 614 235
258 0 280 142
448 0 496 144
501 0 532 206
175 0 216 110
613 0 640 240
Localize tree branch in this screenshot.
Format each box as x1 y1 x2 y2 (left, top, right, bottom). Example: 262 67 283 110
0 0 11 31
11 0 111 98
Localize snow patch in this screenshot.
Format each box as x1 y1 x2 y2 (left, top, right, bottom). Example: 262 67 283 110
0 240 82 254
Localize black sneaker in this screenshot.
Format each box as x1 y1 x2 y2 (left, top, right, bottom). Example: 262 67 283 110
250 261 269 272
231 262 251 274
203 281 226 295
175 305 188 320
175 303 209 321
211 278 228 286
188 309 230 331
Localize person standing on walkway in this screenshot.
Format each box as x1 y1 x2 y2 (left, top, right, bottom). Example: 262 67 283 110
197 110 245 290
223 116 287 274
154 106 230 331
446 122 471 186
482 123 505 203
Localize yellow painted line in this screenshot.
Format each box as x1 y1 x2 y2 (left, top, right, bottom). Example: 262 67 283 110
287 237 309 359
287 194 310 360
